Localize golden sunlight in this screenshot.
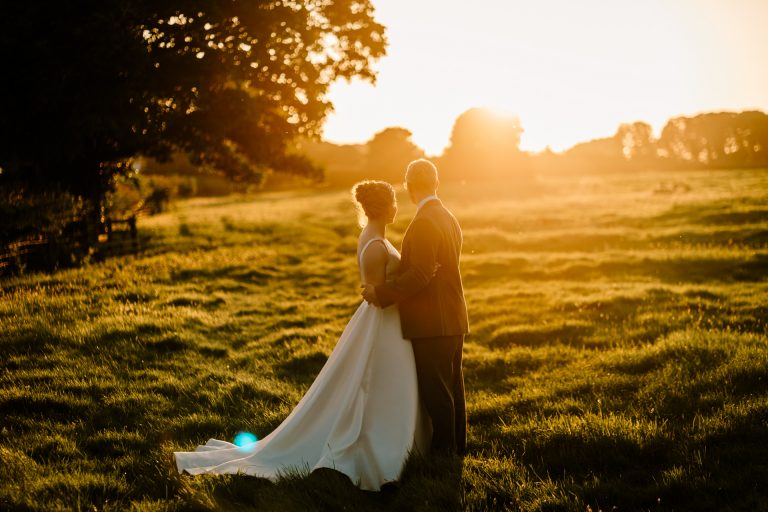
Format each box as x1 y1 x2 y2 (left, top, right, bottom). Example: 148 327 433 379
322 0 768 154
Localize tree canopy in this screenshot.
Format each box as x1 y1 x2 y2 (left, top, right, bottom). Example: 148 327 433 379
439 107 527 181
363 127 424 183
657 111 768 168
616 122 655 162
0 1 386 202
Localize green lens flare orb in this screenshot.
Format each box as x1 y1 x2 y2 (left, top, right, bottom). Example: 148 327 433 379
234 431 258 452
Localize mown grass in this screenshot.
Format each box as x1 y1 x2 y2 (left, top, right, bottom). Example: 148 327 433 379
1 169 767 511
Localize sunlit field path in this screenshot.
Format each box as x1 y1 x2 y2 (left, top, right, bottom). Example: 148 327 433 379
2 169 767 511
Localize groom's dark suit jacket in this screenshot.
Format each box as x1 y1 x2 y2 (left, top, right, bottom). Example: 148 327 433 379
375 198 469 339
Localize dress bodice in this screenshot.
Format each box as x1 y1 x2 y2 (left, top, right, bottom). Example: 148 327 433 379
358 238 400 285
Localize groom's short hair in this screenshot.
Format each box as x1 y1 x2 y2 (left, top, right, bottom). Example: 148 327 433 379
405 159 438 192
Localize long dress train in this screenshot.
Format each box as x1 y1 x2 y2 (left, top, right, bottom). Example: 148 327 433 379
173 238 430 490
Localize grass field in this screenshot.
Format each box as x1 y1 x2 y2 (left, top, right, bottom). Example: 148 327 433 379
1 168 767 511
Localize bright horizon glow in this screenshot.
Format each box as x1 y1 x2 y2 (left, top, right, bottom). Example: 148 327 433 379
321 0 768 155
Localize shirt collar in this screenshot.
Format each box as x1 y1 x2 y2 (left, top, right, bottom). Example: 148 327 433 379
416 194 438 211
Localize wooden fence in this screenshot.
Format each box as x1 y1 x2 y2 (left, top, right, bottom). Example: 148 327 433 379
0 212 143 276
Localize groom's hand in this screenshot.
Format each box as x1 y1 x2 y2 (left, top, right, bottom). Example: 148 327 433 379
361 284 381 307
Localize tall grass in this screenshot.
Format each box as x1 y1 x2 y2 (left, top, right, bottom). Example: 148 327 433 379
1 169 767 510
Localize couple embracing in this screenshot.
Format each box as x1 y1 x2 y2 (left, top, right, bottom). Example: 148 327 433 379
175 159 469 491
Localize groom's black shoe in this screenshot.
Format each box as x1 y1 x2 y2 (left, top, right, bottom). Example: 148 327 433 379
380 481 400 493
309 467 353 487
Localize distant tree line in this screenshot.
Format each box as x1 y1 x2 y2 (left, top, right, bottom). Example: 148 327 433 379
300 109 768 187
552 111 768 175
300 107 527 187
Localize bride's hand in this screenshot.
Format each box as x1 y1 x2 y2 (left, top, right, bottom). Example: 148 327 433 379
361 284 381 307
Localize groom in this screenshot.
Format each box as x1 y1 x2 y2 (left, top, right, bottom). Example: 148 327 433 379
362 158 469 455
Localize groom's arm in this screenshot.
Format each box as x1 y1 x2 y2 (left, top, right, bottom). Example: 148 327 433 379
375 218 439 308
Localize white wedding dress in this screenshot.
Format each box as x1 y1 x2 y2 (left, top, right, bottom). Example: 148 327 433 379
174 238 430 491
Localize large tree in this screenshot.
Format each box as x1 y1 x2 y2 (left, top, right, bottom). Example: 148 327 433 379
615 121 655 161
364 127 424 183
439 107 526 182
0 1 386 206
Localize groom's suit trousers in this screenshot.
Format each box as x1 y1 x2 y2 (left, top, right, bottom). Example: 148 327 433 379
411 334 467 455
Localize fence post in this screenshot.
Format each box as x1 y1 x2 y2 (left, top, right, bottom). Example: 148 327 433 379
129 215 138 254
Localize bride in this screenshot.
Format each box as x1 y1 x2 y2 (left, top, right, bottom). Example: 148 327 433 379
174 180 430 491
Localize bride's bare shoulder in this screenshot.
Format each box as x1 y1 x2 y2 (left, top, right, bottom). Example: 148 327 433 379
358 236 386 257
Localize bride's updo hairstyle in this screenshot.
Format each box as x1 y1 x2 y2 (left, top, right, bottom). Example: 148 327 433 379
352 180 396 226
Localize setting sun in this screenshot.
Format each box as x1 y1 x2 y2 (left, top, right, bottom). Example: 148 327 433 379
322 0 768 154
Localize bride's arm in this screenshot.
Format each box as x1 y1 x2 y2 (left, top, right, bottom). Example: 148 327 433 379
361 241 389 287
374 218 438 307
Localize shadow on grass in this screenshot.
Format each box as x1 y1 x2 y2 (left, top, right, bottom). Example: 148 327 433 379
1 393 89 420
0 328 60 356
557 295 645 320
34 474 129 511
489 322 593 348
170 264 280 285
114 290 155 303
652 227 768 247
466 328 768 509
464 353 547 393
523 425 674 477
466 253 768 284
164 295 226 309
225 382 285 407
605 339 730 378
559 255 768 283
575 401 768 510
650 201 768 227
689 404 768 508
191 451 464 512
275 351 328 386
697 209 768 226
82 430 147 458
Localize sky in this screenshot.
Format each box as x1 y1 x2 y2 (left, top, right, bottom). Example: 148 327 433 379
320 0 768 155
